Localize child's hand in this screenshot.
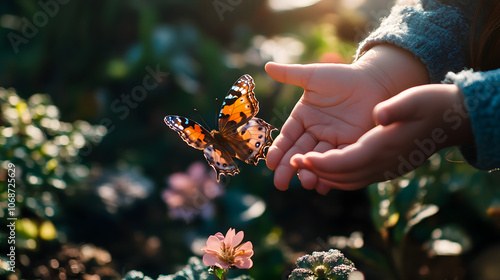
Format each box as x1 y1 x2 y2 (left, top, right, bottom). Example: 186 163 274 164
265 45 429 193
265 62 392 191
290 84 473 191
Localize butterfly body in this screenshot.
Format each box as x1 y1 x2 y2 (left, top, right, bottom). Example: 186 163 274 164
165 75 277 182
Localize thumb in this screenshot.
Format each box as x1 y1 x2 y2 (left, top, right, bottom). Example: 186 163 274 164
265 62 316 88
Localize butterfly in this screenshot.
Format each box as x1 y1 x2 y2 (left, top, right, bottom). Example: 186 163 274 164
164 74 277 182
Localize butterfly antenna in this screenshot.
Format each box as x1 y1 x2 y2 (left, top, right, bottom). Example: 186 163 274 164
194 109 211 130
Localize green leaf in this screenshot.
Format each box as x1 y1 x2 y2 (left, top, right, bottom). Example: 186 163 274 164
215 268 225 280
404 204 439 235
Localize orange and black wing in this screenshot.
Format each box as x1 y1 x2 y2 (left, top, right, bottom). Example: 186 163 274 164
164 115 213 150
218 74 259 135
227 117 277 165
202 145 239 182
164 115 239 182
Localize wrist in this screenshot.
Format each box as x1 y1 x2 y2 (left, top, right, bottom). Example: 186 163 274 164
354 44 430 98
439 84 474 148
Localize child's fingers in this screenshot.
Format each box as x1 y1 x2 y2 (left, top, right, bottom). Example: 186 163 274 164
292 151 381 190
266 117 304 170
272 131 319 191
265 62 316 88
297 169 318 190
315 183 331 195
289 131 381 179
291 149 356 174
373 88 424 125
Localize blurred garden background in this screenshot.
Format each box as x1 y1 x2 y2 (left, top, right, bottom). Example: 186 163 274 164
1 0 500 279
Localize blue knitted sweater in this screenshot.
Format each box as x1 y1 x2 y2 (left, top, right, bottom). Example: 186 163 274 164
356 0 500 171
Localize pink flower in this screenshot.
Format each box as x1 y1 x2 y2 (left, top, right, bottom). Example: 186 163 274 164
201 228 254 269
162 162 224 222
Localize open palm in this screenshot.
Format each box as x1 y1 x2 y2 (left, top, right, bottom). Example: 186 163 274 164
265 62 391 192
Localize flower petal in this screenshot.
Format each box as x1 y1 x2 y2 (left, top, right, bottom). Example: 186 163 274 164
187 161 206 182
203 253 219 266
217 261 230 269
234 257 253 269
214 232 224 241
168 173 193 190
231 230 244 248
224 228 236 247
203 253 230 269
237 241 253 251
236 241 254 258
201 246 219 255
205 235 222 251
203 254 219 266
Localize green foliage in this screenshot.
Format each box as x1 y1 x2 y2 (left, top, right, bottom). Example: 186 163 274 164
214 268 225 280
369 150 500 243
123 257 253 280
328 151 500 279
0 87 106 217
0 88 107 277
289 249 356 280
123 271 154 280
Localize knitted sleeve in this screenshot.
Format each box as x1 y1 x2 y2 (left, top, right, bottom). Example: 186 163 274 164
444 69 500 171
356 0 477 83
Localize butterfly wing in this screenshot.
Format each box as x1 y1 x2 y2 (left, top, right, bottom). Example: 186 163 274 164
218 74 259 134
229 117 277 164
164 115 213 150
164 115 239 182
203 145 239 182
218 75 277 165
